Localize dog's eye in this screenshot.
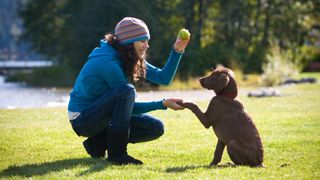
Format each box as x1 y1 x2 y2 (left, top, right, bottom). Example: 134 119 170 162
210 76 217 81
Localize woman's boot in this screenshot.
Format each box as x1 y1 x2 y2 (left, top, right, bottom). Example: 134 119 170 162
106 127 143 165
83 127 108 158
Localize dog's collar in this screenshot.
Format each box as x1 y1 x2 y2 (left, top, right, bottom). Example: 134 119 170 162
217 92 237 99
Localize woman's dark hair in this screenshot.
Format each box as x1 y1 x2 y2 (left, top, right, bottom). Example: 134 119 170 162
105 33 146 83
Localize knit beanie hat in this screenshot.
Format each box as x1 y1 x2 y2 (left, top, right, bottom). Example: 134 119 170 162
115 17 150 45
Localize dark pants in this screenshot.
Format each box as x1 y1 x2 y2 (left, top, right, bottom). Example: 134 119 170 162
70 83 164 143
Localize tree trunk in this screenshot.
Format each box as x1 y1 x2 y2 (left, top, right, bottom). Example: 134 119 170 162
261 0 271 47
197 0 204 47
185 0 196 31
254 0 261 35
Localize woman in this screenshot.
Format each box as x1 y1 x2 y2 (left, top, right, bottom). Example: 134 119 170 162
68 17 190 165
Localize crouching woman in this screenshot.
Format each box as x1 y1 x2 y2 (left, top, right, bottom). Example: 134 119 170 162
68 17 190 165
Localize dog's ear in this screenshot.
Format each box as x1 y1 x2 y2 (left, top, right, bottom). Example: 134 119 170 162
213 73 230 93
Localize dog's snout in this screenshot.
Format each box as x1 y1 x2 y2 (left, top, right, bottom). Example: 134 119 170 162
199 78 205 87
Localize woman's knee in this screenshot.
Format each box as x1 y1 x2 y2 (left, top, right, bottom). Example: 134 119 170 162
128 115 165 143
116 83 136 100
153 119 164 137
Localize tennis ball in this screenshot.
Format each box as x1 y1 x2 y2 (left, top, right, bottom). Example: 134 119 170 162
178 28 190 40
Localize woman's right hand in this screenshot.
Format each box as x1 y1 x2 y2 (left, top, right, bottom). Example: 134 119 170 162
162 98 185 110
173 38 190 52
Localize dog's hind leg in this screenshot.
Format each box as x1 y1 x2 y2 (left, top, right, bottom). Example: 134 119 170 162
244 147 263 167
210 139 225 166
227 139 249 165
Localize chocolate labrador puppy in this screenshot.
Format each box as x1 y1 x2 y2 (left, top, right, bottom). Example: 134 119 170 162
178 67 263 167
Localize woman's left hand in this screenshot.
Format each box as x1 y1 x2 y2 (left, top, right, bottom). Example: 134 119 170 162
162 98 185 110
173 38 190 52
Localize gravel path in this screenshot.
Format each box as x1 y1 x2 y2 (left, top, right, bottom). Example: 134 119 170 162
136 88 249 102
136 89 214 102
1 88 229 109
1 74 250 109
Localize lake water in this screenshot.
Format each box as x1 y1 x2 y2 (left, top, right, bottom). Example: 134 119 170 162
0 76 70 109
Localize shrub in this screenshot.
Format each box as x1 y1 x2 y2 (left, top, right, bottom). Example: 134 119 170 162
261 44 299 86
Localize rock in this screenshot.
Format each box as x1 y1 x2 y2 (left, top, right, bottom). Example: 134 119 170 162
248 88 281 98
282 77 317 85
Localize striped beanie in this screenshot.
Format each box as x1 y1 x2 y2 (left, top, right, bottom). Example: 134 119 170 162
115 17 150 45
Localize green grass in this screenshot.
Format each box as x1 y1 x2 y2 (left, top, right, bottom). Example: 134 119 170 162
0 82 320 179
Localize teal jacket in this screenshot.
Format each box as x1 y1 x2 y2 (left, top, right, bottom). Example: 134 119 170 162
68 40 184 114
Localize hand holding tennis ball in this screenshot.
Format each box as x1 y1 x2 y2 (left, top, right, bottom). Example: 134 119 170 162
178 28 191 40
174 28 190 52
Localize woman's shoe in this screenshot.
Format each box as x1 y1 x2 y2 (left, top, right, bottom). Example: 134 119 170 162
106 127 143 165
83 138 106 158
83 127 108 158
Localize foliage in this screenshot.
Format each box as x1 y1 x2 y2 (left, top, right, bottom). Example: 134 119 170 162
18 0 320 86
6 65 77 87
298 44 320 69
261 44 299 86
0 82 319 178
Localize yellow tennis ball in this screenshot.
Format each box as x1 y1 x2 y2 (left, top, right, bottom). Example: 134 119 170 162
178 28 190 40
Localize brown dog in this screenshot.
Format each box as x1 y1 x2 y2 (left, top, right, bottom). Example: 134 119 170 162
178 67 263 167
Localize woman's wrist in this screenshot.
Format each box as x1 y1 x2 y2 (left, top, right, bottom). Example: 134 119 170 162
161 99 168 109
173 46 184 53
162 99 166 107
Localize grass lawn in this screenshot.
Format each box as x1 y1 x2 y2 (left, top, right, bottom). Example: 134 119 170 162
0 78 319 179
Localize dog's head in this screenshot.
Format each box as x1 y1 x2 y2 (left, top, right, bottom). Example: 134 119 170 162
199 67 237 98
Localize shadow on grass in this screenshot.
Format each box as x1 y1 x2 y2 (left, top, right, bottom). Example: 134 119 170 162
0 157 109 178
166 163 236 173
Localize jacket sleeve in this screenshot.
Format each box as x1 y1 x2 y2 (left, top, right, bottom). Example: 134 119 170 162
132 100 167 115
146 49 183 85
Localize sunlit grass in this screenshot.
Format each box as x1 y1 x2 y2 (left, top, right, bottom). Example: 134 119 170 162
0 77 319 179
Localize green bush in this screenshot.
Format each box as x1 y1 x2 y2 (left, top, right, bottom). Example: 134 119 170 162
6 65 77 87
261 45 299 86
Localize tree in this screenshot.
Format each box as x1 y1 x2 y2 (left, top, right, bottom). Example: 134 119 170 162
18 0 319 86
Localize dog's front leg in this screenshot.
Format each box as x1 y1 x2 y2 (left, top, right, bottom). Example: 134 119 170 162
178 102 210 128
210 139 225 166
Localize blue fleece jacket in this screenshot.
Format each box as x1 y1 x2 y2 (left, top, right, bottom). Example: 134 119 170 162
68 40 183 115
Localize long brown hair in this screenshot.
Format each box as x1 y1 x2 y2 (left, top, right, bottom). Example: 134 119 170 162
105 33 146 83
